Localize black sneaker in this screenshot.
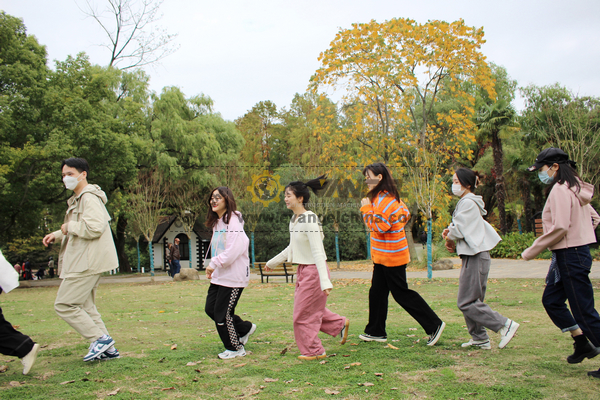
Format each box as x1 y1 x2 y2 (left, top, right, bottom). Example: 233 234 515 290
568 342 600 364
427 322 446 346
358 333 387 342
587 369 600 379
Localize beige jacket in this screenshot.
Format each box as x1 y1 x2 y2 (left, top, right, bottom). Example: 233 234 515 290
53 184 118 278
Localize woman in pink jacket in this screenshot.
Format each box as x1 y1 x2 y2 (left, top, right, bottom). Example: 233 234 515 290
204 187 256 360
522 148 600 378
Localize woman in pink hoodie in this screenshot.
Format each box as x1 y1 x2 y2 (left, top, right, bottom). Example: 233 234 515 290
204 187 256 360
522 148 600 378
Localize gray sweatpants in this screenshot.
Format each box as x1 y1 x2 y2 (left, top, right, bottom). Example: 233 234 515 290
457 251 507 341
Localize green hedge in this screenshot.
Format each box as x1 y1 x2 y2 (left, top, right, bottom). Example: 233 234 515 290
489 232 547 259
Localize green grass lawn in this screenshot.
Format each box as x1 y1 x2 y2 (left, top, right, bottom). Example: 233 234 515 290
1 277 599 399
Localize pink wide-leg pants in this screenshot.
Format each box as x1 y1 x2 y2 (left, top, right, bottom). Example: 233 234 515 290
293 264 346 356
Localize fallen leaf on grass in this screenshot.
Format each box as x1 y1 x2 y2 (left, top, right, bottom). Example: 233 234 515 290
60 380 75 385
259 385 266 389
107 388 120 396
159 310 165 313
374 373 383 376
280 347 289 355
158 357 166 363
284 379 294 384
319 360 327 364
0 365 8 373
264 378 279 382
186 362 197 366
9 381 20 387
358 382 374 387
350 343 358 346
161 387 175 391
344 362 361 370
234 363 247 368
306 382 313 385
170 344 177 350
194 369 201 373
409 328 417 331
342 354 350 357
387 343 399 350
12 325 19 329
324 389 340 395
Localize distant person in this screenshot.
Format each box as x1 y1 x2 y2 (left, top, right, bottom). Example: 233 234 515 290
267 176 349 361
443 168 519 349
14 263 22 275
204 187 255 360
35 263 45 280
419 230 427 249
23 260 32 280
48 257 55 278
522 148 600 378
166 243 173 277
42 157 120 362
359 162 445 346
171 238 181 276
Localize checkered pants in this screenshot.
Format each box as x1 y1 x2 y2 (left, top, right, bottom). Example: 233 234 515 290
205 284 253 351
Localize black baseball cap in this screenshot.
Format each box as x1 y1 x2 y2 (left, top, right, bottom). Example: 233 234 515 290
527 148 569 171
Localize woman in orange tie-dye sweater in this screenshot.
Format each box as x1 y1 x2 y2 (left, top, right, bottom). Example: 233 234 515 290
359 163 445 346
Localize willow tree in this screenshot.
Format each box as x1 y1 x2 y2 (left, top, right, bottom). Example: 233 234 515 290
311 18 495 275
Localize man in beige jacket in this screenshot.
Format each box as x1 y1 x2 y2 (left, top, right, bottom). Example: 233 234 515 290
42 158 120 361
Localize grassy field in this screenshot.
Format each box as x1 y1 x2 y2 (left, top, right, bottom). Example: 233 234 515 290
1 277 600 399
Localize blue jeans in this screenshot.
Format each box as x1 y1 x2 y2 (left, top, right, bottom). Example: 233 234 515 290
542 245 600 346
171 260 181 276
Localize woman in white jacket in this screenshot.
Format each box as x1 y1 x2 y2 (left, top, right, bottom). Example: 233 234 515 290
443 168 520 349
204 187 255 360
266 176 349 360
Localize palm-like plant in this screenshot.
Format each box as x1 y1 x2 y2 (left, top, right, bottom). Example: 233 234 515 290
477 99 518 235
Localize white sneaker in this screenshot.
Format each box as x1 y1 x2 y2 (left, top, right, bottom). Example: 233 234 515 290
461 339 491 350
499 319 520 349
218 347 246 360
239 324 257 345
21 343 39 375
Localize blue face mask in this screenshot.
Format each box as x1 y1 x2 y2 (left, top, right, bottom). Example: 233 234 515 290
538 169 554 185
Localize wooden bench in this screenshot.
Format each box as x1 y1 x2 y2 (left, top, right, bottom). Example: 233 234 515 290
255 262 296 283
535 218 543 237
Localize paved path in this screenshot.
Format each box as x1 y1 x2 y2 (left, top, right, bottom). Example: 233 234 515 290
21 258 600 288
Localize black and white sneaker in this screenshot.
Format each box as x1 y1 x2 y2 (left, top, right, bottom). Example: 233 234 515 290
99 347 121 360
239 324 257 345
427 322 446 346
359 333 387 342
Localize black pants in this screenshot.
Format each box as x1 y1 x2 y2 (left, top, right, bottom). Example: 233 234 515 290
365 263 442 336
205 284 252 351
0 306 35 358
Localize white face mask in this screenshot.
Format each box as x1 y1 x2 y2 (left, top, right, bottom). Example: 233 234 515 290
63 172 83 191
451 183 465 197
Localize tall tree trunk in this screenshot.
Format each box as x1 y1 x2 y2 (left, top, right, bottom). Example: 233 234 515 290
522 176 533 233
492 130 507 235
116 215 131 273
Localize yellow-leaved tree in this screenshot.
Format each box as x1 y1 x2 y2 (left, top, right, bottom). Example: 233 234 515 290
311 18 495 276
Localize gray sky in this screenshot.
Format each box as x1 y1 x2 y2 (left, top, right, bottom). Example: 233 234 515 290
2 0 599 121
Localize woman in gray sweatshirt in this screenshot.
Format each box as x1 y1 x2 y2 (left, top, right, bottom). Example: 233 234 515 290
443 168 519 349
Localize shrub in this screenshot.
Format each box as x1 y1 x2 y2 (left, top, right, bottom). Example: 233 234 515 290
490 232 537 259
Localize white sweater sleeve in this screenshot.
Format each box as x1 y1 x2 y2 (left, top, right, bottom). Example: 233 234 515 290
266 245 289 268
305 221 332 291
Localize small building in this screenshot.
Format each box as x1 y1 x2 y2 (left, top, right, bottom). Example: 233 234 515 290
150 215 212 270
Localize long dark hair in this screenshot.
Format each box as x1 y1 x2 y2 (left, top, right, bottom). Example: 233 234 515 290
205 187 239 228
455 168 480 192
544 160 581 195
286 175 328 208
362 162 400 201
